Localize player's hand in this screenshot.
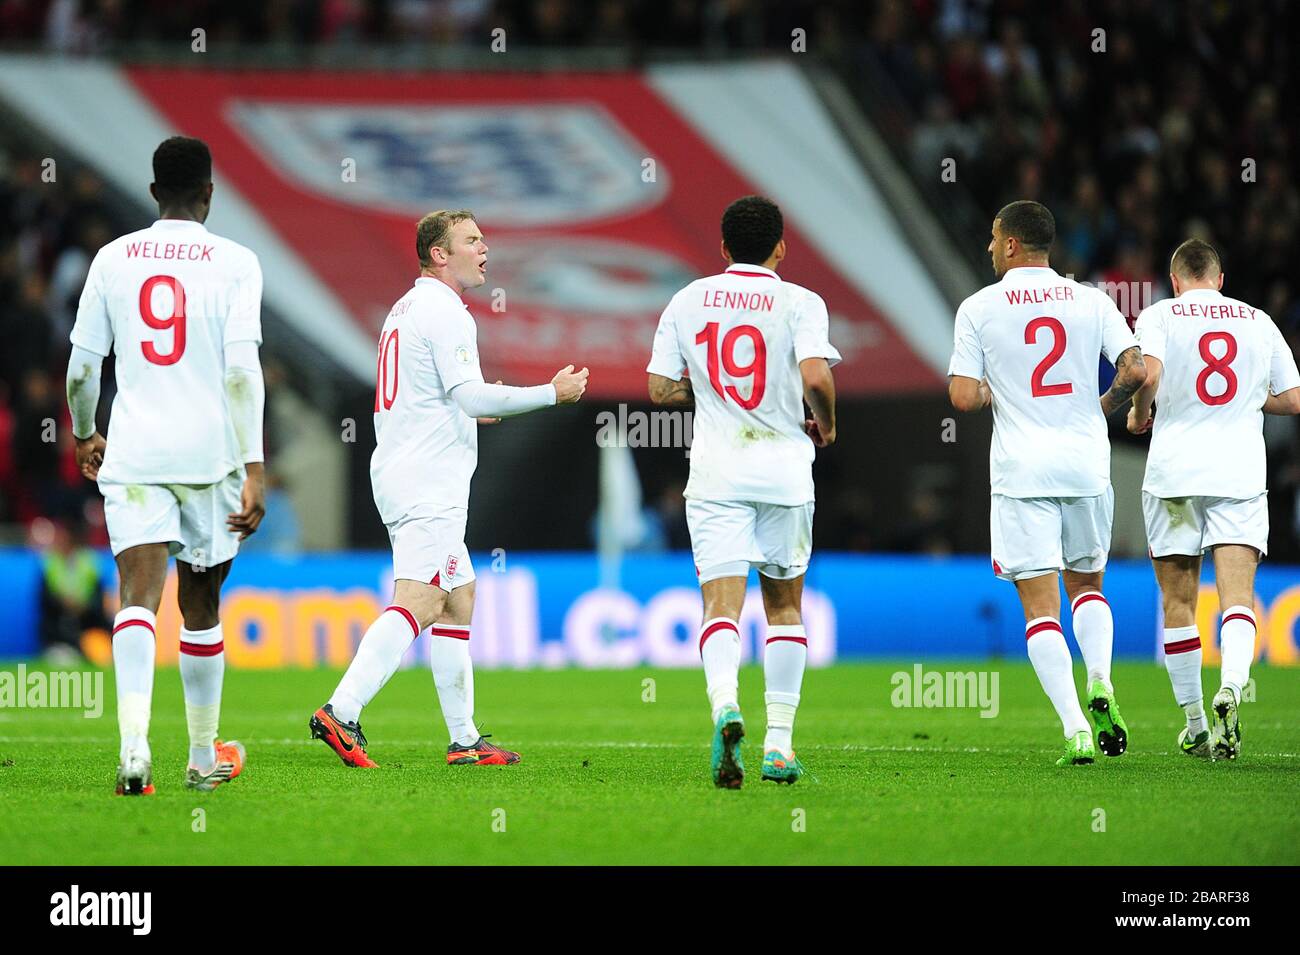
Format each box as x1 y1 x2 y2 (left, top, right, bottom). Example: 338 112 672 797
804 419 836 448
227 462 266 540
74 432 106 481
552 364 589 404
478 381 504 425
1127 406 1153 435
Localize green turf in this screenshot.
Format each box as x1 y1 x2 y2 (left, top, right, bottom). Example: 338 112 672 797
1 662 1296 864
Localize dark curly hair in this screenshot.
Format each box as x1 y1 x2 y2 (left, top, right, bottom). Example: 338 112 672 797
721 195 783 266
995 200 1055 254
152 136 211 206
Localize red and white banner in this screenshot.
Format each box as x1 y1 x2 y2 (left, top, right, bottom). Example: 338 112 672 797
121 68 944 397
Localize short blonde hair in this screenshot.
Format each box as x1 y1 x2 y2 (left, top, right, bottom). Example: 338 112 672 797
416 209 475 268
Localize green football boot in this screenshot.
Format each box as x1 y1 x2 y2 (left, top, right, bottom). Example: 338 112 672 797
710 707 745 789
1086 679 1129 757
1055 729 1096 766
760 750 805 784
1210 687 1241 760
1177 726 1213 759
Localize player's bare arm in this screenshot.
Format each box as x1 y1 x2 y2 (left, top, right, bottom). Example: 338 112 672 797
648 371 694 407
1100 345 1147 417
1127 354 1162 434
1263 386 1300 415
800 357 837 447
948 374 991 413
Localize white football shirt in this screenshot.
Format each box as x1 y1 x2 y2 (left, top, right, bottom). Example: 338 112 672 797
370 276 484 523
647 264 841 506
70 219 262 485
1136 288 1300 499
949 266 1138 498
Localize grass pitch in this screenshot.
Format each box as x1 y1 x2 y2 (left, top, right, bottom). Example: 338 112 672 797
1 662 1296 865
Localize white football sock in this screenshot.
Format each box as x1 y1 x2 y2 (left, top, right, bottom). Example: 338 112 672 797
329 606 420 724
700 617 740 722
1163 626 1206 734
429 623 477 746
113 607 156 763
1219 606 1257 703
180 623 224 773
1025 617 1089 738
763 625 806 756
1070 591 1114 690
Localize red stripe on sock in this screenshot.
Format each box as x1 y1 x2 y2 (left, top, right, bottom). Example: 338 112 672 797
766 636 808 646
1025 620 1063 641
386 605 420 638
112 619 155 636
431 626 470 640
1071 592 1108 612
1222 613 1256 629
699 620 738 653
180 640 224 657
1165 636 1202 655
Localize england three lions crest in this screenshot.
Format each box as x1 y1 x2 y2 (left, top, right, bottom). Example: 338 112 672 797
229 101 668 225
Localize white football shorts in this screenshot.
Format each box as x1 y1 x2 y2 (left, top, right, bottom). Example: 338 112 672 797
1142 491 1268 559
386 504 475 591
990 489 1113 582
100 469 244 569
685 499 814 584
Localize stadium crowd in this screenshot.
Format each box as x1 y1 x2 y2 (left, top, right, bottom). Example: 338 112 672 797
0 147 112 536
1 0 1297 556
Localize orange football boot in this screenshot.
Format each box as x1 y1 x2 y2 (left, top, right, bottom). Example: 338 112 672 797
184 740 246 791
310 704 379 768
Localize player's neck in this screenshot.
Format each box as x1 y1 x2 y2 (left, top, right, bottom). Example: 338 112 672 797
156 206 204 223
1177 282 1219 295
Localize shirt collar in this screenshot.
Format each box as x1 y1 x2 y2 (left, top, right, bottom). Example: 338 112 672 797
415 275 465 303
1179 287 1222 298
152 218 207 232
1000 265 1058 281
725 263 780 280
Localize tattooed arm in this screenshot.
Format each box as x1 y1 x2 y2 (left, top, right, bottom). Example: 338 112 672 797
1100 345 1148 418
648 373 694 408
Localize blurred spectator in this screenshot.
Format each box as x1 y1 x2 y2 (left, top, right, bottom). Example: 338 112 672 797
32 515 109 663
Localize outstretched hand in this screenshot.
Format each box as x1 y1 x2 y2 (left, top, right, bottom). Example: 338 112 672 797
552 364 590 404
